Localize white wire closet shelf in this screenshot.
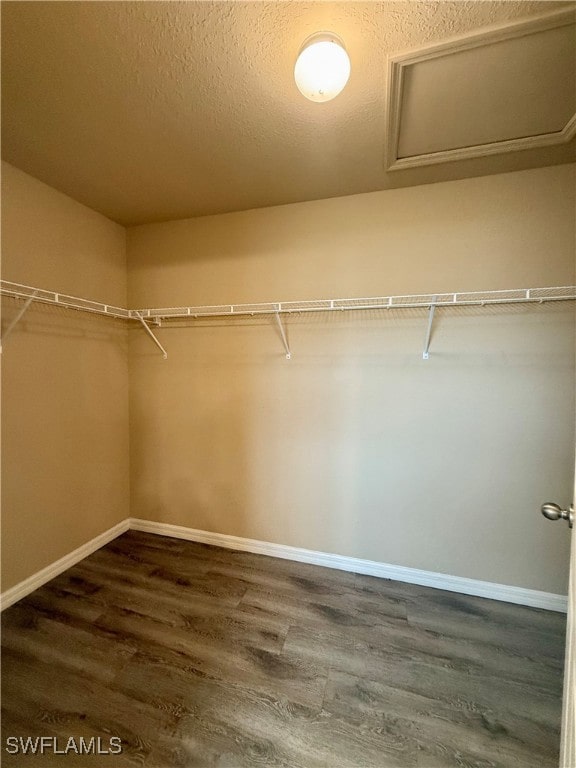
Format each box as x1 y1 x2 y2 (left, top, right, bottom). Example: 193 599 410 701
0 280 130 318
2 279 575 360
130 285 576 318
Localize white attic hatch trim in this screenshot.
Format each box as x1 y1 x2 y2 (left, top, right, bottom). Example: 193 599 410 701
385 8 576 172
1 279 575 361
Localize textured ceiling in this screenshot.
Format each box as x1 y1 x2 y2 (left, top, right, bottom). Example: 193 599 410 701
2 1 575 226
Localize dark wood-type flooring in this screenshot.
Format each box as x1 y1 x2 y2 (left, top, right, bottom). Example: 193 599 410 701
1 531 567 767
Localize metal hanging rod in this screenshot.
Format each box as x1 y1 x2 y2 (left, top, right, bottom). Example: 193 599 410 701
0 280 129 319
131 285 576 320
3 280 575 321
2 279 575 360
0 279 137 356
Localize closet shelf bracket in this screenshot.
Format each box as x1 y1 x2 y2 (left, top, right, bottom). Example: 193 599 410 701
134 311 168 359
422 298 437 360
275 312 291 360
0 291 37 353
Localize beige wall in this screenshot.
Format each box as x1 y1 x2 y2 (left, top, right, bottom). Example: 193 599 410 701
128 164 576 595
2 162 574 597
1 162 130 591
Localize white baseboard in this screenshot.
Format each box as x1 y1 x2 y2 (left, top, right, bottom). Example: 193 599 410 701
1 516 567 613
129 518 568 613
0 518 130 611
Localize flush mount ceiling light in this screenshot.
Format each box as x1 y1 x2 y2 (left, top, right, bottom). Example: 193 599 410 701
294 32 350 103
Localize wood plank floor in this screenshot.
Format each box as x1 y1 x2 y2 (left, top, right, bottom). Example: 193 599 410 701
1 530 567 767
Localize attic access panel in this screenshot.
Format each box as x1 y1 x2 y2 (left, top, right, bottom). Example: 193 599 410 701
386 11 576 170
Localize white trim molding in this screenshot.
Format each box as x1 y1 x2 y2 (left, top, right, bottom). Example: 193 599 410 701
1 517 567 613
0 518 130 611
385 9 576 172
130 518 568 613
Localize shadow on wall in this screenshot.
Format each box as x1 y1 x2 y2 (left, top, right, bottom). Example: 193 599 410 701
129 300 575 594
1 299 128 346
129 330 251 538
1 298 130 591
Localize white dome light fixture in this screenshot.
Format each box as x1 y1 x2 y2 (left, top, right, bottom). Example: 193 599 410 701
294 32 350 103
